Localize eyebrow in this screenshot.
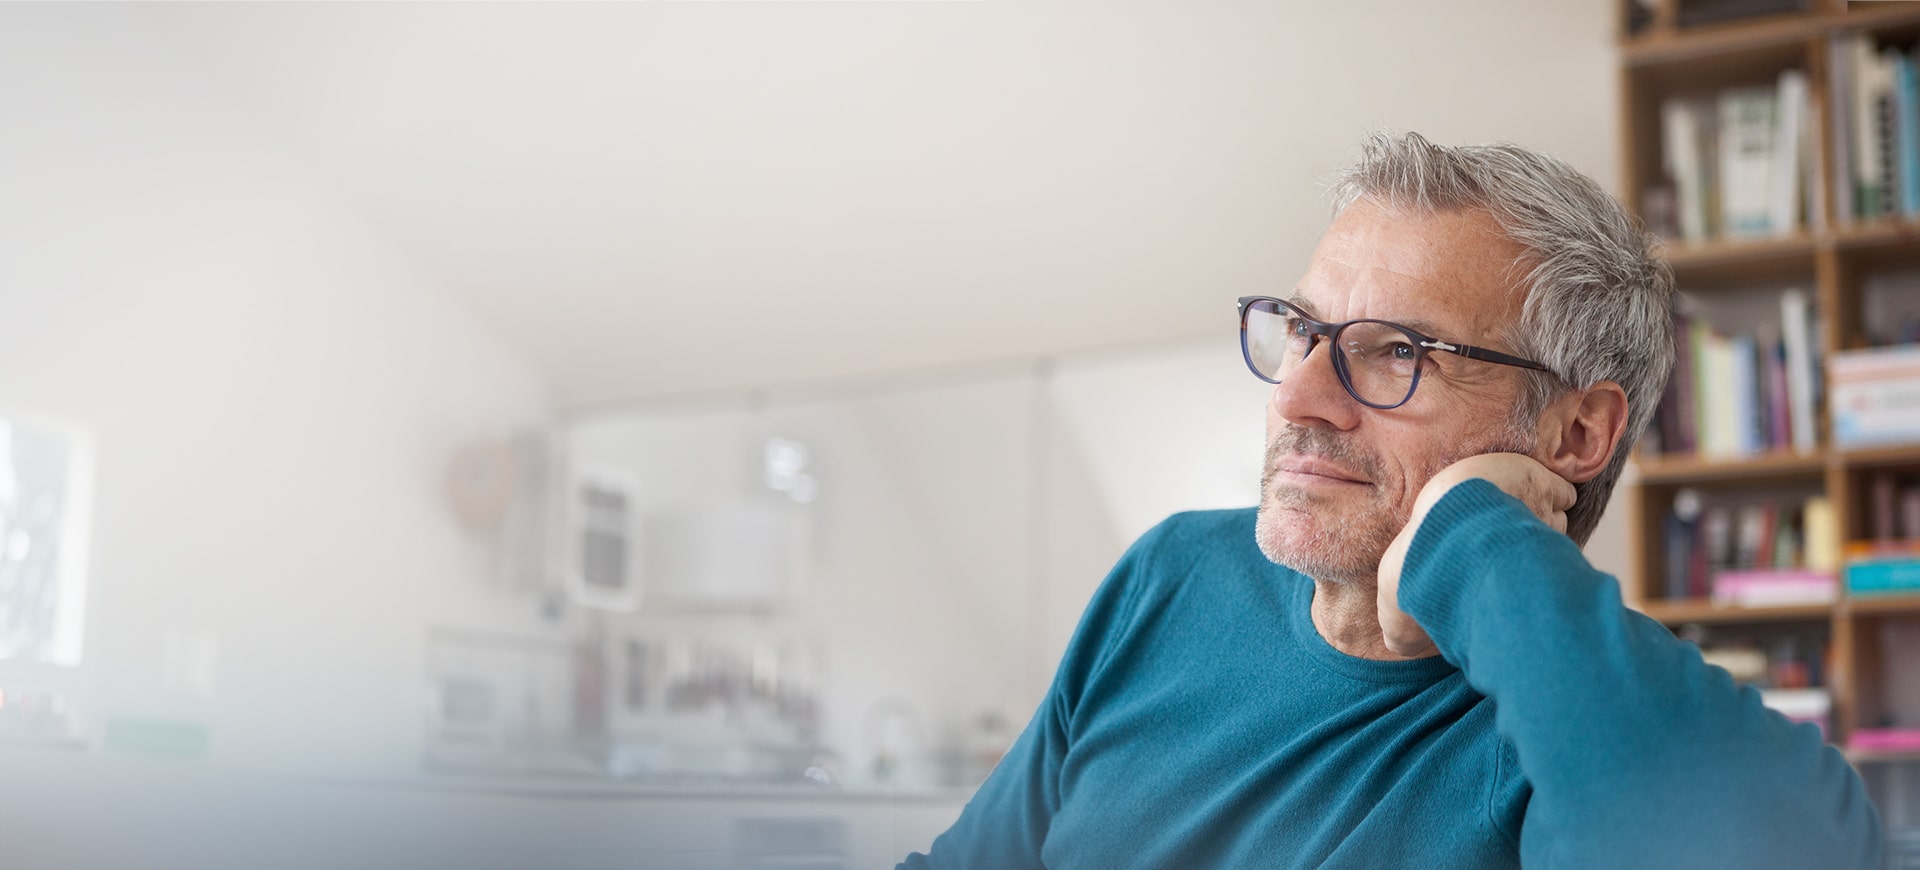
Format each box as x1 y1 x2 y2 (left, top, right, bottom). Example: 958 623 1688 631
1284 291 1454 339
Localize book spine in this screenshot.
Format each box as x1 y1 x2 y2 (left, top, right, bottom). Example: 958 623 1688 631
1847 559 1920 593
1774 69 1808 233
1730 332 1760 455
1768 331 1792 449
1665 511 1695 601
1831 34 1857 223
1664 99 1710 242
1854 36 1883 217
1781 288 1817 453
1900 54 1920 216
1877 51 1900 218
1674 311 1698 453
1719 87 1777 237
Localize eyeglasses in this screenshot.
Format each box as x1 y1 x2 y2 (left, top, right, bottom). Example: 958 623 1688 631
1237 295 1553 410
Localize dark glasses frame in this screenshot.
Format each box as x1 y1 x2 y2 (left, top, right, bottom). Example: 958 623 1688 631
1236 295 1554 410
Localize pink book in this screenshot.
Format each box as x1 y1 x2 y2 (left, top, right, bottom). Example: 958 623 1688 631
1849 728 1920 754
1710 569 1837 606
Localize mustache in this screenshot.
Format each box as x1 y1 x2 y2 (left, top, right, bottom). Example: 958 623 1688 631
1263 426 1384 485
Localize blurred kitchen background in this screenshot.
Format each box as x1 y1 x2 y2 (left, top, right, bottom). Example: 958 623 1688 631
0 1 1626 867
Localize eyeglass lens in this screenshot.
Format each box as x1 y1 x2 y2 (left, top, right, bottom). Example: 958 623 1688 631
1243 300 1422 407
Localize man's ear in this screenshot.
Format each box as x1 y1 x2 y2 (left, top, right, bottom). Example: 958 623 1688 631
1540 381 1629 484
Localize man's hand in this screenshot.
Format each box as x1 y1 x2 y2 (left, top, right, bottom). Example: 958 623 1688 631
1376 453 1577 658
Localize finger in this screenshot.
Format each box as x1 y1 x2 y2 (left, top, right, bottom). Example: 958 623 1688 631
1548 474 1576 511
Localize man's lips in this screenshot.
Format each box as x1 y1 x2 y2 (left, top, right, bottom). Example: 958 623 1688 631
1272 456 1372 485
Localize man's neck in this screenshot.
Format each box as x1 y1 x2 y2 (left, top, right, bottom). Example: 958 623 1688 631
1309 577 1436 662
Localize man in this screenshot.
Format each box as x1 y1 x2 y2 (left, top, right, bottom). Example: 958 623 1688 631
899 133 1880 868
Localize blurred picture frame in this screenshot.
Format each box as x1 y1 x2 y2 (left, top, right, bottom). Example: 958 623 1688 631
562 464 643 612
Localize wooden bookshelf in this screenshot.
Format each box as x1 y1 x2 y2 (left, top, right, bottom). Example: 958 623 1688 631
1844 592 1920 617
1635 449 1827 484
1618 0 1920 791
1642 597 1836 624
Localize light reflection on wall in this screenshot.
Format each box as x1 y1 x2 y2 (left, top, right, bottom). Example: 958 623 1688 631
0 410 93 669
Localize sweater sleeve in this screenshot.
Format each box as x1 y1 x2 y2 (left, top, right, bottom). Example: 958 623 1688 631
1399 479 1881 869
897 516 1161 869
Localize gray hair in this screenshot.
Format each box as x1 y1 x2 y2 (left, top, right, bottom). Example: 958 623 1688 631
1328 131 1675 546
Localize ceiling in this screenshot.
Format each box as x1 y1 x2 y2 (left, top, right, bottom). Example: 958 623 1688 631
110 1 1615 409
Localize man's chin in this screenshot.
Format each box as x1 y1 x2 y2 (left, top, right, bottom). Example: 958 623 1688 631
1254 506 1384 586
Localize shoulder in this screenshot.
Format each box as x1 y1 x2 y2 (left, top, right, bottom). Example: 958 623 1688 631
1107 507 1270 601
1135 506 1260 558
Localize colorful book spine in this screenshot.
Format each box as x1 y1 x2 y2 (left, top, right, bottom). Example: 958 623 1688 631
1846 559 1920 594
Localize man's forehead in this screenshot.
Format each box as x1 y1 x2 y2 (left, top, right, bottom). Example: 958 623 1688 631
1283 291 1453 338
1295 202 1527 335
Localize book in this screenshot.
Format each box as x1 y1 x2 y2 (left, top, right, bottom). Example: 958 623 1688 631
1781 288 1818 453
1846 558 1920 594
1729 332 1760 454
1873 473 1899 542
1852 36 1890 217
1713 568 1836 606
1831 34 1858 223
1805 496 1840 573
1878 50 1902 219
1655 310 1696 455
1663 98 1714 242
1898 52 1920 216
1829 343 1920 447
1849 727 1920 754
1760 687 1831 736
1700 328 1741 457
1763 327 1792 449
1666 489 1704 601
1719 86 1777 238
1772 69 1809 233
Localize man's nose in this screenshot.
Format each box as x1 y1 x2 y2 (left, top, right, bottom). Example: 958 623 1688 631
1270 340 1362 430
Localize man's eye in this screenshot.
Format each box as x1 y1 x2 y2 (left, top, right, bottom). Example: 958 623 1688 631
1390 343 1417 361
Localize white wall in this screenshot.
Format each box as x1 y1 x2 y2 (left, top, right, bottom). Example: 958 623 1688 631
0 11 552 773
98 1 1621 407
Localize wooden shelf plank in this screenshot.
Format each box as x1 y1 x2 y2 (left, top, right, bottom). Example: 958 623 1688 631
1622 6 1920 67
1843 749 1920 766
1835 442 1920 469
1825 219 1920 251
1622 12 1817 66
1844 592 1920 617
1639 598 1834 625
1661 233 1817 271
1634 450 1828 484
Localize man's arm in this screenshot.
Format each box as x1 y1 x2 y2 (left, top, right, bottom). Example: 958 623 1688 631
1395 475 1880 868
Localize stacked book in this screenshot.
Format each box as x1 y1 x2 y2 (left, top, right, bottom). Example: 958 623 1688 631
1658 68 1812 243
1663 489 1839 605
1647 289 1822 458
1828 34 1920 224
1846 471 1920 596
1829 343 1920 448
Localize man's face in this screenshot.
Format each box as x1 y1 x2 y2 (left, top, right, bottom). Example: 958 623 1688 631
1255 198 1540 585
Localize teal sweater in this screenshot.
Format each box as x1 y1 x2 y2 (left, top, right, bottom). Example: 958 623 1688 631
900 481 1880 868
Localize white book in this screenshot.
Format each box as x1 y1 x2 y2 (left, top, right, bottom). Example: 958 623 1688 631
1781 288 1817 454
1771 69 1807 235
1719 87 1776 238
1729 332 1759 454
1663 98 1710 242
1702 330 1738 458
1853 36 1892 216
